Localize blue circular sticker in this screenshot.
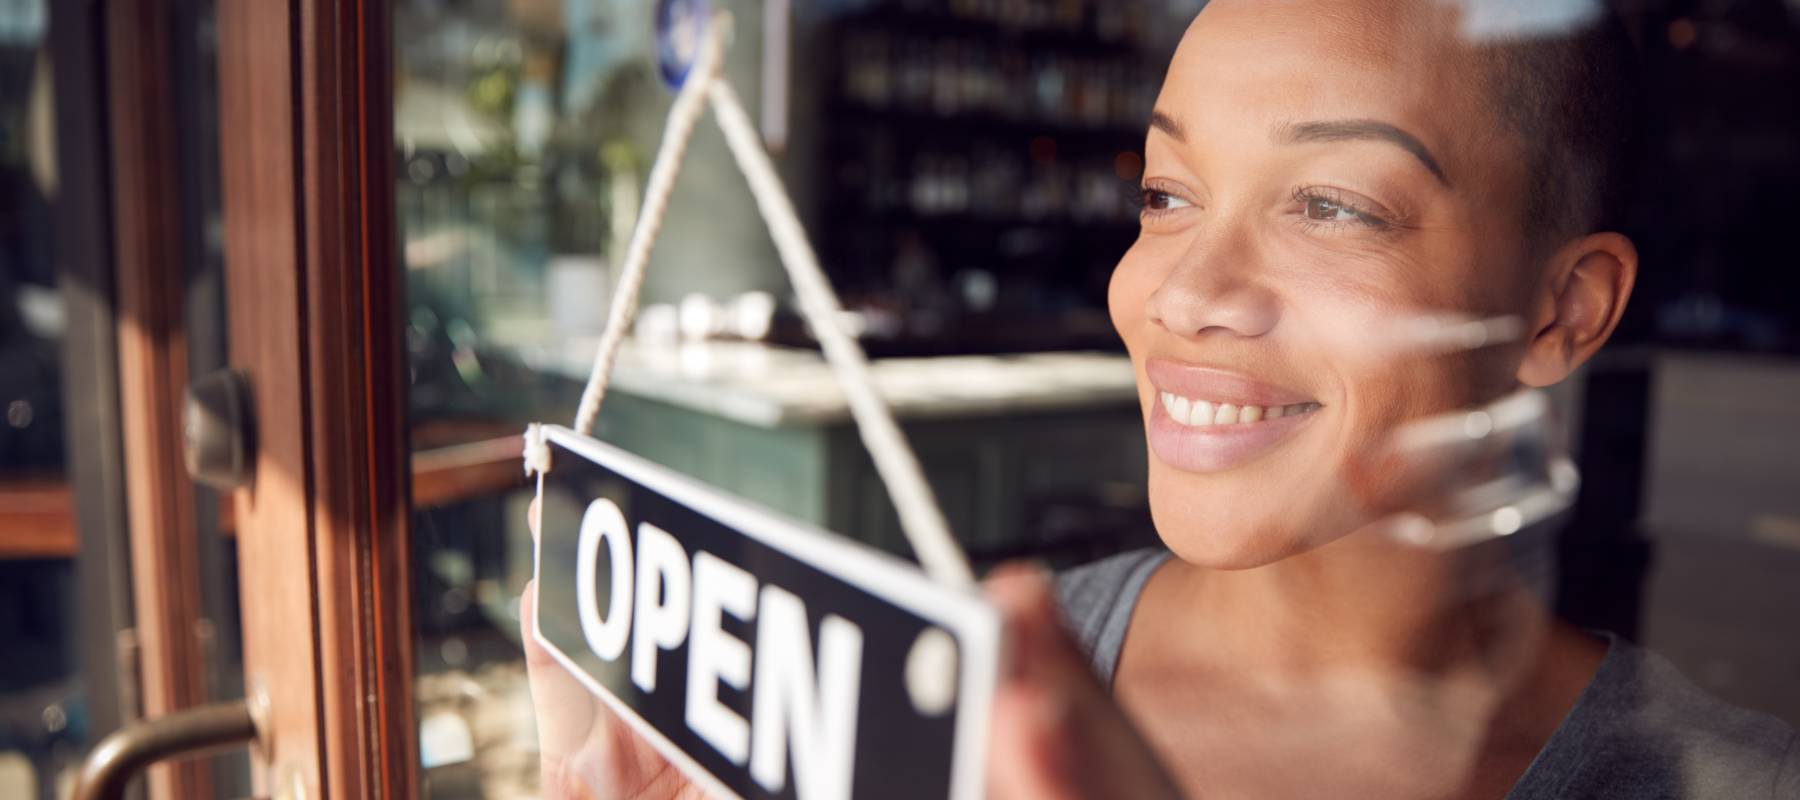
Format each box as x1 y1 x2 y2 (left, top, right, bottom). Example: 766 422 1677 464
656 0 712 91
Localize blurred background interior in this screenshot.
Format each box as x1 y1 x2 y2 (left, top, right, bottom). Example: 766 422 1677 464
2 0 1798 797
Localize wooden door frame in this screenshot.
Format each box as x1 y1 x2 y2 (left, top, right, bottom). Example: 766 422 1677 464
216 1 416 797
105 1 210 797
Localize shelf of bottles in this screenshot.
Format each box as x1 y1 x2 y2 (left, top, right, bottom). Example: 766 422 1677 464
817 0 1161 319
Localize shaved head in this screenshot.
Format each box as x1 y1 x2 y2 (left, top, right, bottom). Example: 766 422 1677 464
1191 0 1641 253
1470 8 1641 250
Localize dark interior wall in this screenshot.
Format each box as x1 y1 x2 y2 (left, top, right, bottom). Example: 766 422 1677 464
795 0 1800 355
1608 0 1800 353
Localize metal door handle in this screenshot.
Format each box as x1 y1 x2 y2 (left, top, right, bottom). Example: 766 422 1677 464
74 700 258 800
185 369 256 490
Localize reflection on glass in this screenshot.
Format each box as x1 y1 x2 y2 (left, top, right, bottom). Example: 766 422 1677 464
0 11 83 797
397 2 663 795
1 3 247 796
397 0 663 430
395 2 1800 798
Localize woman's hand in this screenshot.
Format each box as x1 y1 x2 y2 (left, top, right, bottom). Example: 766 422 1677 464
520 579 703 799
984 564 1185 800
521 497 701 800
522 488 1179 799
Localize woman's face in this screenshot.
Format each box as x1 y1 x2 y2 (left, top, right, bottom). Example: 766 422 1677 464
1112 0 1546 567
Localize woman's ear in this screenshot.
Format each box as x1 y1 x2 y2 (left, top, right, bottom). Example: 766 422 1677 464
1517 232 1637 387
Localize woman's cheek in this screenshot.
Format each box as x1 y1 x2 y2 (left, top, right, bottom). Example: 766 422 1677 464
1108 241 1163 344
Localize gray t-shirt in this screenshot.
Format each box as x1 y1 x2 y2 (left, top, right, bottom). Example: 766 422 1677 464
1056 548 1800 799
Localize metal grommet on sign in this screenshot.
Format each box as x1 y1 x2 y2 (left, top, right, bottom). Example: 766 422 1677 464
904 627 959 716
656 0 713 91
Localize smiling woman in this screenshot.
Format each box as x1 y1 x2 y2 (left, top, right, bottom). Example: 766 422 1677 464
1048 0 1800 798
495 1 1799 798
1112 0 1639 571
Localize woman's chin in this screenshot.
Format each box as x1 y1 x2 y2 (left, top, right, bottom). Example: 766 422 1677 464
1148 504 1323 571
1143 449 1364 569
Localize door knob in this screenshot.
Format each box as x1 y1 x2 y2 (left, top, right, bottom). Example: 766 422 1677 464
184 369 254 490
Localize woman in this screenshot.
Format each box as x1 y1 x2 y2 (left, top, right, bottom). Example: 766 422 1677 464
524 1 1799 797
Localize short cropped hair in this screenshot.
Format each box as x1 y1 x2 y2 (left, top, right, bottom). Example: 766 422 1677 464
1474 9 1642 251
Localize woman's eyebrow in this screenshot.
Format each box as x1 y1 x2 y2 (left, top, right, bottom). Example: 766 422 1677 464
1149 110 1188 142
1275 119 1451 186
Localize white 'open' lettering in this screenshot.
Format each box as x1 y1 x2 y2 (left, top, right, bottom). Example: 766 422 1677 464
576 499 633 661
751 585 864 800
570 499 880 790
687 551 757 765
632 522 692 692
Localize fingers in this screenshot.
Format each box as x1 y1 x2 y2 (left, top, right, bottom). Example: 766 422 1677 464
984 565 1103 692
521 497 598 761
984 564 1184 800
988 680 1082 800
519 578 558 671
521 579 601 764
984 566 1086 800
530 495 543 545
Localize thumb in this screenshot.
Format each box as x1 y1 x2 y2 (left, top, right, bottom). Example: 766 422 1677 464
521 579 599 761
984 564 1185 800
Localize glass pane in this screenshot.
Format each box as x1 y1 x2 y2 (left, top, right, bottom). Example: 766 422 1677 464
0 2 247 797
396 1 1173 795
399 1 1800 798
0 4 93 796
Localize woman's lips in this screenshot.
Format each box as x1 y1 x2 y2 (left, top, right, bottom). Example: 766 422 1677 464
1144 359 1314 408
1144 358 1322 473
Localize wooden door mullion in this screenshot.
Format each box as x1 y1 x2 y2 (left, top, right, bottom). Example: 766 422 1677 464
218 1 414 796
296 1 416 797
106 1 211 797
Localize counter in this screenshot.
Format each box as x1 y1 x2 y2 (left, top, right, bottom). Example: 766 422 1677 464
517 340 1152 564
522 340 1141 428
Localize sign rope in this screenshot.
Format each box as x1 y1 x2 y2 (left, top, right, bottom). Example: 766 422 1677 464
531 11 975 589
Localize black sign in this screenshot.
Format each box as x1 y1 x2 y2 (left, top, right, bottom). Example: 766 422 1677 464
531 425 999 800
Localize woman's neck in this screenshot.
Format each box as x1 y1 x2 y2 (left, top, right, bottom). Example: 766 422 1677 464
1152 524 1559 684
1118 527 1606 799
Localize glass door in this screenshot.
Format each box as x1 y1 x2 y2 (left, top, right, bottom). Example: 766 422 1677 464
393 1 807 794
2 1 248 798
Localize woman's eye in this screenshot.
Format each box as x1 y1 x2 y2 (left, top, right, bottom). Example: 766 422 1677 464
1299 191 1390 229
1306 196 1354 221
1142 189 1193 212
1303 198 1353 223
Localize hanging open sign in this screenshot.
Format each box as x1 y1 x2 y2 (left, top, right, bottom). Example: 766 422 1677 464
530 425 1000 800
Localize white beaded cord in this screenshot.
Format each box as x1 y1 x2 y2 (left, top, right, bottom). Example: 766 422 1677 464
708 79 974 588
570 15 730 439
559 11 975 589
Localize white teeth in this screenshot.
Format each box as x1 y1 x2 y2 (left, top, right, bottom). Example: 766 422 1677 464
1165 393 1190 424
1189 400 1216 427
1158 395 1319 428
1214 403 1239 425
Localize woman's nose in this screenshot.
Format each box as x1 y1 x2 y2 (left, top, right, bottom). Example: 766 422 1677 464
1146 236 1280 340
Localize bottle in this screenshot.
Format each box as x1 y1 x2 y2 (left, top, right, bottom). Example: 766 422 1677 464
1034 55 1065 122
933 41 962 115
